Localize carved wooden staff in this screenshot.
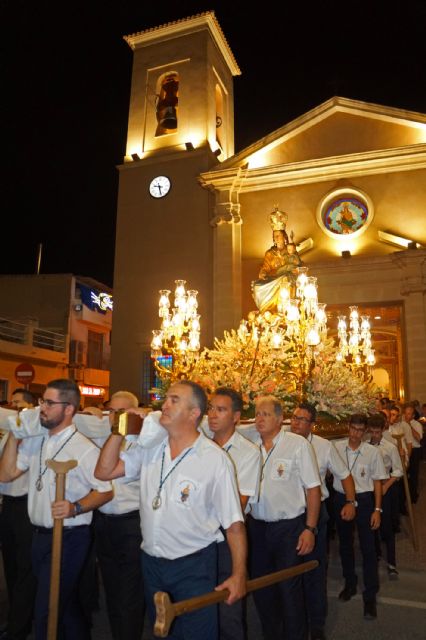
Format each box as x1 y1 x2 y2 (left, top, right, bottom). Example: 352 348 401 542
46 459 78 640
154 559 318 637
392 432 418 551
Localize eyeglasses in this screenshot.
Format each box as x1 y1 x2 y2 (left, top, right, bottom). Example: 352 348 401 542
349 425 365 433
291 415 312 424
38 398 70 408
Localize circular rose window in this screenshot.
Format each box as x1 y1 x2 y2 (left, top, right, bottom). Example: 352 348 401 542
316 188 373 239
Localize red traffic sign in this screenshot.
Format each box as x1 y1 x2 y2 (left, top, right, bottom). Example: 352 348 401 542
14 362 35 385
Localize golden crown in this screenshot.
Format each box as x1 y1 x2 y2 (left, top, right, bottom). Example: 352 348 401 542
270 206 288 231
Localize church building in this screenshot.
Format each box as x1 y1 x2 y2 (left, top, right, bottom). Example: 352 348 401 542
110 11 426 404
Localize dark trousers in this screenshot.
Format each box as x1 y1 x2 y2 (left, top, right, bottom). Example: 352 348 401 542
334 491 379 603
0 494 36 640
408 448 421 502
302 502 329 631
217 539 246 640
390 479 401 531
94 510 144 640
142 543 218 640
31 525 91 640
247 514 307 640
375 489 396 566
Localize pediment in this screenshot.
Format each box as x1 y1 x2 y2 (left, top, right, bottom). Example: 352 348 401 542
220 97 426 170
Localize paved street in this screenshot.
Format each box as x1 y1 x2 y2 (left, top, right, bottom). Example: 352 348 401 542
1 463 426 639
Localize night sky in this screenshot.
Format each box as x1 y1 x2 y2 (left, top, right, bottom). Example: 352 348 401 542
2 0 425 287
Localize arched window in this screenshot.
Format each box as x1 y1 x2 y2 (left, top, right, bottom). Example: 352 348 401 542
215 84 224 150
155 72 179 137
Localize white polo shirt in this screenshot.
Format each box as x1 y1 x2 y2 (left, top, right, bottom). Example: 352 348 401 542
98 438 140 515
211 430 261 510
250 429 321 522
408 419 423 449
369 438 403 478
121 431 243 559
0 429 29 497
333 440 387 494
16 425 112 528
383 421 413 455
309 433 350 500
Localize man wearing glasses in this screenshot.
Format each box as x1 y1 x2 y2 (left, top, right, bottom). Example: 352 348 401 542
247 395 321 640
290 403 356 640
0 378 113 640
333 414 387 621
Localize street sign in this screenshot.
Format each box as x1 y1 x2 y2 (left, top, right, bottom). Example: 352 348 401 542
14 362 35 385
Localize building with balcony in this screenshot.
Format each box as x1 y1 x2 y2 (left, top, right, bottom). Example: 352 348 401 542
0 274 112 406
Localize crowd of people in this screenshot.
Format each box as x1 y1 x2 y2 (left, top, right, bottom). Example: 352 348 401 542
0 381 424 640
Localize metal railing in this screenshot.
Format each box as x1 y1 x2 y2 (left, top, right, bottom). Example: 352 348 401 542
0 317 66 352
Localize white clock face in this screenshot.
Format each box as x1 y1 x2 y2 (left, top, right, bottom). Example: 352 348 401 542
149 176 171 198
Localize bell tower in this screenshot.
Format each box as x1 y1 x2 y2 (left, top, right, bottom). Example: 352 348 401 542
124 11 239 160
110 12 241 397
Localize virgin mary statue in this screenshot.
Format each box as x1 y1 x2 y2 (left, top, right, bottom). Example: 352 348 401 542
251 208 302 313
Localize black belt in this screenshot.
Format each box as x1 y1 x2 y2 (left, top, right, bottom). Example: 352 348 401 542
98 510 139 520
2 494 28 502
33 525 90 534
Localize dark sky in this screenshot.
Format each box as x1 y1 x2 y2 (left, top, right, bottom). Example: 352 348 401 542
2 0 425 287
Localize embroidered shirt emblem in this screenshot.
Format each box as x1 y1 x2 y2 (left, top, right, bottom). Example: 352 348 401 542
180 485 190 502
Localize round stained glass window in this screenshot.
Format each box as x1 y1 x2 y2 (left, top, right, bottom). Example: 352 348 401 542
324 197 368 235
316 188 374 240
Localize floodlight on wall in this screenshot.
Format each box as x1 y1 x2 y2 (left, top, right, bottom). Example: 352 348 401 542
341 250 351 259
296 237 314 255
378 230 422 249
185 142 195 151
131 153 141 161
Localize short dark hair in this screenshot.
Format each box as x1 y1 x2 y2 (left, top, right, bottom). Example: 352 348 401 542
349 414 367 427
176 380 207 425
12 388 35 405
46 379 80 414
296 402 316 423
367 413 386 430
214 387 243 413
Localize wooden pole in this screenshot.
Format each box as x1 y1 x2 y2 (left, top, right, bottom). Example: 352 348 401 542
46 459 78 640
154 559 318 637
392 433 418 551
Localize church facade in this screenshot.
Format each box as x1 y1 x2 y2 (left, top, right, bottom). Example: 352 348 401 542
110 12 426 404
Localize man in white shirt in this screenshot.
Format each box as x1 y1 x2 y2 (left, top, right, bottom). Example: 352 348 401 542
367 413 403 579
207 387 261 640
247 396 321 640
385 404 413 517
333 414 387 621
0 388 36 640
94 390 144 640
290 402 356 640
95 380 246 640
403 403 423 503
385 405 413 464
0 379 113 640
